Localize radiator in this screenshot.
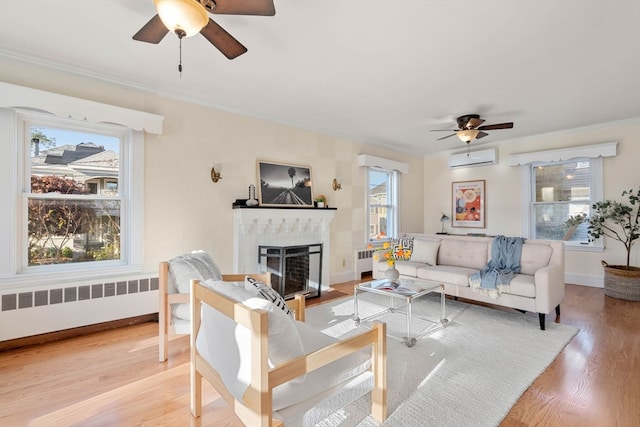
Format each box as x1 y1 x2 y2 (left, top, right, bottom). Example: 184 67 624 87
353 248 374 280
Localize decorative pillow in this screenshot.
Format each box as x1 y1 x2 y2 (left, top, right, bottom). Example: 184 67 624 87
245 277 293 317
410 239 440 266
392 237 414 260
168 251 222 294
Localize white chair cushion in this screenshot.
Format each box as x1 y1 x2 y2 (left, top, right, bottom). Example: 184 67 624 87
271 321 371 411
195 280 305 402
168 251 222 294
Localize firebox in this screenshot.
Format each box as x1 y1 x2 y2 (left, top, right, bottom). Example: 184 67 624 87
258 243 323 299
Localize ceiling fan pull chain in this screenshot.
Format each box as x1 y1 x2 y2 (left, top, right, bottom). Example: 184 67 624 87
178 36 183 77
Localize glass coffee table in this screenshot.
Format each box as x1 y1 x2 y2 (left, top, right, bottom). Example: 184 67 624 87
353 278 448 347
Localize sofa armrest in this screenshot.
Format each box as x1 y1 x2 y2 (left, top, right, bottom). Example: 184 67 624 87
534 264 565 314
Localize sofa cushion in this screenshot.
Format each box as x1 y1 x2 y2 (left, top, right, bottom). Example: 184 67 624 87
416 265 478 287
271 320 371 411
410 239 440 265
502 274 536 298
195 279 305 403
245 276 293 317
519 244 553 276
393 260 427 277
437 240 489 270
168 251 222 294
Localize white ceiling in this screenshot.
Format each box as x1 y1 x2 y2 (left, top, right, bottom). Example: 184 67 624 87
1 0 639 156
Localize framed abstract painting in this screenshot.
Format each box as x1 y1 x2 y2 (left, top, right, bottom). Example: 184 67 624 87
452 180 485 228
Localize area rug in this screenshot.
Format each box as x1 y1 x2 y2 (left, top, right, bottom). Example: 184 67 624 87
305 293 578 427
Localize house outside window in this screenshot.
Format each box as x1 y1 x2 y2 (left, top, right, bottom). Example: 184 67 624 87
532 160 592 243
367 168 398 242
28 126 122 267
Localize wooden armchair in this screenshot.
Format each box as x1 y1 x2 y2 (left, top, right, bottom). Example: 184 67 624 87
158 255 272 362
190 278 387 427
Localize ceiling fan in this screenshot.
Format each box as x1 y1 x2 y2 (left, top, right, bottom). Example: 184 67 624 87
431 114 514 144
133 0 275 60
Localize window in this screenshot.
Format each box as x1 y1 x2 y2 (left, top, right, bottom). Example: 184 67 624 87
508 142 615 251
367 168 398 242
531 159 593 243
28 123 122 267
0 109 145 287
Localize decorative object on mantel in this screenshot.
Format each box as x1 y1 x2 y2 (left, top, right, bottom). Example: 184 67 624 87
257 161 313 207
246 184 259 206
314 194 327 208
437 213 450 235
210 164 222 183
587 187 640 301
332 177 342 191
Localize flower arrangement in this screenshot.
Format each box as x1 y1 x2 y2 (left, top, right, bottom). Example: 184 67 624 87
368 241 411 267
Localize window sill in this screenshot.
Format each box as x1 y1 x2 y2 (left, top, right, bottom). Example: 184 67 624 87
563 242 604 253
1 263 144 290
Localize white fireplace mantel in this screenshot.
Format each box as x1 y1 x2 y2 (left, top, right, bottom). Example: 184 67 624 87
233 207 336 291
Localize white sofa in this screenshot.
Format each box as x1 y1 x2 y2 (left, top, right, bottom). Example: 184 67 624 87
372 233 565 330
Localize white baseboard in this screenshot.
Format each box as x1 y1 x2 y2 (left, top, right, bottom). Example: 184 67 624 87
565 272 603 288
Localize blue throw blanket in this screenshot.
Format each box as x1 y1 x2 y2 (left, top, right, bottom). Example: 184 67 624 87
469 235 525 298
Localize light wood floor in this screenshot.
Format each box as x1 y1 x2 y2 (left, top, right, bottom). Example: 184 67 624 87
0 283 638 427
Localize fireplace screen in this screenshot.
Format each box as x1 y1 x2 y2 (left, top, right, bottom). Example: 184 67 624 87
258 243 322 299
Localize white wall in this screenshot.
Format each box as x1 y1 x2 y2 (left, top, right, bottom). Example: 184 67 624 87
423 119 640 286
0 58 424 339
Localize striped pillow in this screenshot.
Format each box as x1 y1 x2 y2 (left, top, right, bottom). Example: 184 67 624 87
245 277 293 317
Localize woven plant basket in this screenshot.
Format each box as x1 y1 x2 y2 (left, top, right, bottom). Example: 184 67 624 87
602 261 640 301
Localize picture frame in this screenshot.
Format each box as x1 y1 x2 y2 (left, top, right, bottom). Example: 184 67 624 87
257 161 314 207
452 180 485 228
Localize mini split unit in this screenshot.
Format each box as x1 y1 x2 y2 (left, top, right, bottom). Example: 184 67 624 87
448 148 497 169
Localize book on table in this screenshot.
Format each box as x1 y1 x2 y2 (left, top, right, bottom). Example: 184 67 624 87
371 279 416 295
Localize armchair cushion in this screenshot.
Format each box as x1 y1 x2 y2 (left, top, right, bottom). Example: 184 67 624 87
270 321 372 411
245 276 293 317
196 279 305 402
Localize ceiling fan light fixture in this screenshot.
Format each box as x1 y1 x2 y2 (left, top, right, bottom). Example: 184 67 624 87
457 129 480 143
154 0 208 37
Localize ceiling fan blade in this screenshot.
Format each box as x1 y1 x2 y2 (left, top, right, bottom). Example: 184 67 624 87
466 118 485 129
200 19 248 59
132 14 169 44
437 133 457 141
475 131 489 139
430 129 458 132
212 0 276 16
477 122 514 131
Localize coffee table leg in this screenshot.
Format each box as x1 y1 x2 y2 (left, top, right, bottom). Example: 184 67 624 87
404 297 416 347
353 286 360 325
440 284 448 325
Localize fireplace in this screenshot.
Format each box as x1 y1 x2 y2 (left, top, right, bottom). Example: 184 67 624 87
233 207 335 294
258 243 322 299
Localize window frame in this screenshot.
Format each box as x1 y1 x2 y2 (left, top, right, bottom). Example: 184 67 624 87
366 167 399 244
525 157 604 252
0 109 145 288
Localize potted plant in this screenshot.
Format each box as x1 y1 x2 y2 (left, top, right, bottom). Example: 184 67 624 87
314 194 327 208
587 187 640 301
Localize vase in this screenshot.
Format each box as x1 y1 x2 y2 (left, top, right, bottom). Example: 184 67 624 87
385 266 400 281
246 185 259 207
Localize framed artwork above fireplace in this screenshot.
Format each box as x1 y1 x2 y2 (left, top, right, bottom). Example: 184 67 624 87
257 161 314 207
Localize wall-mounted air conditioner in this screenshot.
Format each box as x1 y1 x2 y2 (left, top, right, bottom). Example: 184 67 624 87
448 148 497 169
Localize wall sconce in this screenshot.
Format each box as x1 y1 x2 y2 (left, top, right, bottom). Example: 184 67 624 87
438 213 450 235
332 178 342 191
210 164 222 183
